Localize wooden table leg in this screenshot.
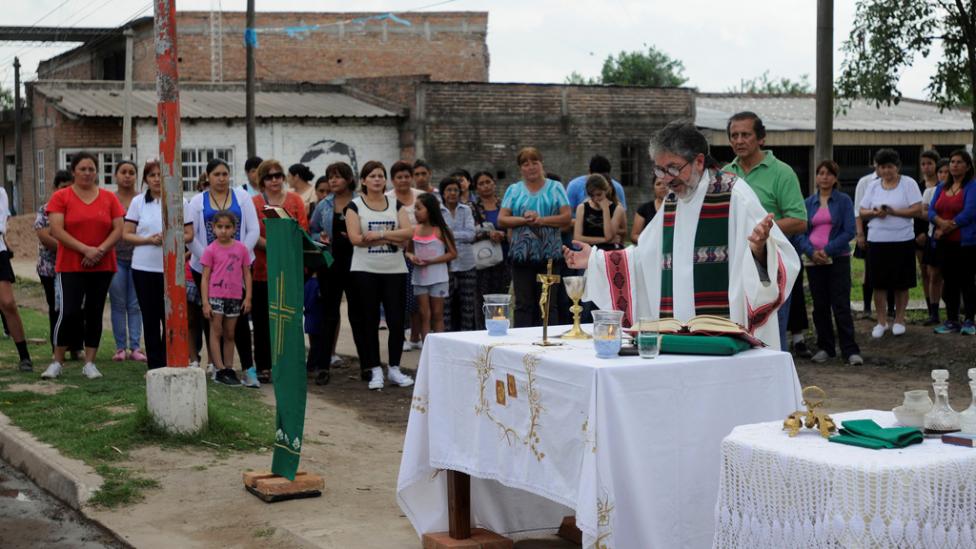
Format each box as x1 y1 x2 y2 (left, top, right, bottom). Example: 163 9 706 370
447 470 471 539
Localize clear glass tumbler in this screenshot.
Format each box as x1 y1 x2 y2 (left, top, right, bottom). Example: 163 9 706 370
637 318 660 359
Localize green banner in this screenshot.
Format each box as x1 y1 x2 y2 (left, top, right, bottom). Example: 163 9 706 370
267 218 331 480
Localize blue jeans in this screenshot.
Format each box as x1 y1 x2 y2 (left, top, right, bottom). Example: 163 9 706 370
110 260 142 351
777 293 792 351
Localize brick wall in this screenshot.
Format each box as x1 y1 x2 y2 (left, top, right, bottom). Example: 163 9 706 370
39 11 488 84
416 83 696 204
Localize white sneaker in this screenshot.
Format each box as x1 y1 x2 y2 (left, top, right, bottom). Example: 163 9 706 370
402 341 414 352
241 367 261 388
871 324 888 339
207 363 216 381
811 350 831 363
413 340 424 350
848 354 864 366
892 323 906 336
387 366 414 388
41 361 63 379
189 360 200 369
330 354 343 366
82 362 103 379
368 366 384 390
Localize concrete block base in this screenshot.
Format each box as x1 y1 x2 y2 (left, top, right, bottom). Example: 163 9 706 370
422 529 513 549
146 367 208 435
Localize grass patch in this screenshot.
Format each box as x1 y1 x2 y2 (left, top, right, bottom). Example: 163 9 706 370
0 308 275 507
254 527 276 538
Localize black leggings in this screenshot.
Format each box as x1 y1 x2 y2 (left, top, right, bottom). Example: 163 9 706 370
132 269 167 369
191 269 253 369
41 275 82 351
317 256 353 371
348 271 406 373
941 242 976 322
251 280 271 372
54 272 114 349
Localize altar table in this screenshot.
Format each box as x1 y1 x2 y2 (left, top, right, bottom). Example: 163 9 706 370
396 326 801 548
714 410 976 549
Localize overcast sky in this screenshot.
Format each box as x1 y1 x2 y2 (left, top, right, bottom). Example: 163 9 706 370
1 0 941 101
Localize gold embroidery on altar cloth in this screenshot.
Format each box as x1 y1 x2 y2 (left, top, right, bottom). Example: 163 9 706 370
595 491 614 549
472 344 549 461
411 395 428 414
495 380 507 405
507 374 518 398
582 418 597 453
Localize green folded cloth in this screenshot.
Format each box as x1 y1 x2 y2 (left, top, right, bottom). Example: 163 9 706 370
828 419 924 450
660 334 752 356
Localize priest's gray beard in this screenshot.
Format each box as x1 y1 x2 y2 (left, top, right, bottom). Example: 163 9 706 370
670 167 704 202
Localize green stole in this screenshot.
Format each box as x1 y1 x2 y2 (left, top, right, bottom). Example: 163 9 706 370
660 171 734 318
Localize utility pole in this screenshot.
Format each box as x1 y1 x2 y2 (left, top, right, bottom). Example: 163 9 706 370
245 0 256 158
11 57 21 214
122 28 134 159
814 0 834 193
154 0 189 367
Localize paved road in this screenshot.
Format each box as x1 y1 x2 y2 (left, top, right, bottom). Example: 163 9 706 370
0 458 125 549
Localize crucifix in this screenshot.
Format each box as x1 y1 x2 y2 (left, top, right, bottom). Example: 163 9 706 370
534 259 563 347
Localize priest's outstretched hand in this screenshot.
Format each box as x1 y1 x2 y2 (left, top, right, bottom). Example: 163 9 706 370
563 240 592 269
748 213 775 264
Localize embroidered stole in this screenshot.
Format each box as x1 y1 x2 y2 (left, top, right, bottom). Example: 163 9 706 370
660 173 734 318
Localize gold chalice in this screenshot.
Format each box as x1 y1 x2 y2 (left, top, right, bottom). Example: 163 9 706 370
560 276 591 339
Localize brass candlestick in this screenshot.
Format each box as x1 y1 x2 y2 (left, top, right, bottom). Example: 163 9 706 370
534 259 563 347
560 276 591 339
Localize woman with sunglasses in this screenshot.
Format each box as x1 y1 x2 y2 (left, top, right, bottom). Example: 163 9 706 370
251 160 309 383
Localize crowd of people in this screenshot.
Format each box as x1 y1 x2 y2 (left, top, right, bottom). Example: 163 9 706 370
2 111 973 390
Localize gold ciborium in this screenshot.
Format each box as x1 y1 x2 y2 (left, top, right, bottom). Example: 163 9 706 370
560 276 591 339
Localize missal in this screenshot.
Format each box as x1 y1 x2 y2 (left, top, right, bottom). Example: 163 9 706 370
630 315 764 347
263 205 291 219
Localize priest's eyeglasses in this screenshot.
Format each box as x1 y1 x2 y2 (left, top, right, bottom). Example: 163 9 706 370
653 160 689 179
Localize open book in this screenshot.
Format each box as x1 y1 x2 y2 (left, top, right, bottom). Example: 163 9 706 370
629 315 764 347
263 205 292 219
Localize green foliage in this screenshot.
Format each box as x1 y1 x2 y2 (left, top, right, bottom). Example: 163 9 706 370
564 44 688 87
0 87 11 110
836 0 975 112
728 71 812 95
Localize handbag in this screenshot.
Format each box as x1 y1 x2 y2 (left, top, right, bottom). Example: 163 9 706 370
473 222 504 269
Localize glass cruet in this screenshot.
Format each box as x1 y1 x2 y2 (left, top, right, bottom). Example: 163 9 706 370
959 368 976 434
923 369 961 433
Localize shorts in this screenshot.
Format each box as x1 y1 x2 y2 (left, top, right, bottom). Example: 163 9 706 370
0 250 14 283
413 281 449 298
209 296 243 317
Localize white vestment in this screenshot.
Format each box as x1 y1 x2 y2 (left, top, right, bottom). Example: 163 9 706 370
583 170 800 350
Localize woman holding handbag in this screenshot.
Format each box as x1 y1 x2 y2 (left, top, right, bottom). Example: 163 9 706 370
472 171 509 301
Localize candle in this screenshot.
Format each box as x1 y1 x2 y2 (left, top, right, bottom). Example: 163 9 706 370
486 318 509 336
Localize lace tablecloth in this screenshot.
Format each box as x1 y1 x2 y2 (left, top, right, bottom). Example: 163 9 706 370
397 326 801 548
715 409 976 549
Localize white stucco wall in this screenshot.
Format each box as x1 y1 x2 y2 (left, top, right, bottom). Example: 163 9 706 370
135 118 400 192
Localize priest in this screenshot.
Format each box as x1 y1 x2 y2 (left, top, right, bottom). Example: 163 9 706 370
563 122 800 349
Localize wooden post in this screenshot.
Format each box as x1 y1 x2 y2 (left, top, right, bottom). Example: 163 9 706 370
153 0 190 367
122 28 134 159
11 57 20 214
814 0 834 194
447 470 471 539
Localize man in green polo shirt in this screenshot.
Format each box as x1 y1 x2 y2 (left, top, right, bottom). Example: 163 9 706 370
724 111 807 352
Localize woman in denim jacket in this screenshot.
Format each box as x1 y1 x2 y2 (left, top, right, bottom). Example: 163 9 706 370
795 160 862 365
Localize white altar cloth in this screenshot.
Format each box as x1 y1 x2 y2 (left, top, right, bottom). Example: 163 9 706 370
714 410 976 549
396 326 801 548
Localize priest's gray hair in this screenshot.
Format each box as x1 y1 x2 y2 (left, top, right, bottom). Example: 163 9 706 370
649 121 710 162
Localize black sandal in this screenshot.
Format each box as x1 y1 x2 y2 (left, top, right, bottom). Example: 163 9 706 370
315 370 330 386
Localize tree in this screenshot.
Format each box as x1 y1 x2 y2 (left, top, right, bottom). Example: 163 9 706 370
728 71 812 95
0 87 11 110
563 44 688 87
836 0 976 144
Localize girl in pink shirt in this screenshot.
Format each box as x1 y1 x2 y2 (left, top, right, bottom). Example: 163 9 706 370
201 211 253 385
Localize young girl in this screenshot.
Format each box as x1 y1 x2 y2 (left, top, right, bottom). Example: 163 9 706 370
405 193 457 342
201 211 253 386
574 174 626 250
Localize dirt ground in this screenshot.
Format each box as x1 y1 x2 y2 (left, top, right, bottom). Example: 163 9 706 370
6 215 976 547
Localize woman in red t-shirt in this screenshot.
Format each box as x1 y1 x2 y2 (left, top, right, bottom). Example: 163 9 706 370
250 159 309 383
42 152 125 380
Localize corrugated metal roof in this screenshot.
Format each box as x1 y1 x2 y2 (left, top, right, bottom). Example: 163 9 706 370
35 84 397 119
696 94 973 132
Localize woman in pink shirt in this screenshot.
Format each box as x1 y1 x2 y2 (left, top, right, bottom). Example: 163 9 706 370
795 160 862 365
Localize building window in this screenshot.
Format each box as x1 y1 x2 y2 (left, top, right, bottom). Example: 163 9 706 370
59 148 134 189
36 150 45 197
619 142 639 187
182 148 234 192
